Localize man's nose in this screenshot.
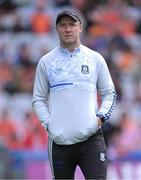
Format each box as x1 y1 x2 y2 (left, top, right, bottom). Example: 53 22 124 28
65 25 71 31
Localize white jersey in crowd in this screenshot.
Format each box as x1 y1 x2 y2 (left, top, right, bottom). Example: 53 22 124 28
32 44 116 145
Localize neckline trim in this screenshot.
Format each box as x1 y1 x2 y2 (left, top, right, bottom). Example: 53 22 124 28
59 45 82 55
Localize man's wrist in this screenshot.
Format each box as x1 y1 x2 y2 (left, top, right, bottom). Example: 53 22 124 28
96 113 106 124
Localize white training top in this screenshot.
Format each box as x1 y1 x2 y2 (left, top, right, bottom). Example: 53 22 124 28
32 44 116 145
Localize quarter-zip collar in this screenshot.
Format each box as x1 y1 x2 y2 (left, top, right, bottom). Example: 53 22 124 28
59 45 82 56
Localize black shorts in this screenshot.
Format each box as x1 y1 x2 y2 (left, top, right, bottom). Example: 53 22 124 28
48 128 107 180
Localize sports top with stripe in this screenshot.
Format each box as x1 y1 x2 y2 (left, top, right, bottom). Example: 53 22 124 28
32 44 116 145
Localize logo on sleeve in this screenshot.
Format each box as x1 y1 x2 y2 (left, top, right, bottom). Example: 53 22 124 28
100 152 106 162
81 65 89 74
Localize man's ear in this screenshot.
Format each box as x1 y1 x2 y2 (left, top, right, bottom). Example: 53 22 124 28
80 24 83 33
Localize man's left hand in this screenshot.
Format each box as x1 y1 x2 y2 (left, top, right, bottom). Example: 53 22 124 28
97 117 103 126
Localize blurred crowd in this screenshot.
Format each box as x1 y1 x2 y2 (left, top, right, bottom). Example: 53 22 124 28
0 0 141 161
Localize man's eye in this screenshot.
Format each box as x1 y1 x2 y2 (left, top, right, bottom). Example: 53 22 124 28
59 24 65 27
69 23 75 26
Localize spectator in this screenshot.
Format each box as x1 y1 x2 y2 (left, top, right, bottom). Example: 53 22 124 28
30 1 52 34
0 110 22 149
108 113 141 160
23 112 48 150
15 43 33 67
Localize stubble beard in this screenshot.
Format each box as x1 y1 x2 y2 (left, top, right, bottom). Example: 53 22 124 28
61 36 80 49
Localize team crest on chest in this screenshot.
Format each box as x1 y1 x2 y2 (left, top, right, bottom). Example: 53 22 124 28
81 65 89 74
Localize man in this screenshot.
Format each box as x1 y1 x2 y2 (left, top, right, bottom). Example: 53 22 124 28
32 10 116 179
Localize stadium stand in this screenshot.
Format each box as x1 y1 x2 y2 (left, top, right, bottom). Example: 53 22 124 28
0 0 141 179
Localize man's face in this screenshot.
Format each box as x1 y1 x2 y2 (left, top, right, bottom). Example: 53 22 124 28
56 16 82 46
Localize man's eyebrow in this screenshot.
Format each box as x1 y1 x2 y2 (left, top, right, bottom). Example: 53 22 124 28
58 20 77 24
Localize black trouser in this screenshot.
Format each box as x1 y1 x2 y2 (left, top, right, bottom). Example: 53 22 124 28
48 128 107 180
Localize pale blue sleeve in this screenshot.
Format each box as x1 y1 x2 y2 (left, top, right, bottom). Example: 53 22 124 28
32 59 50 129
96 54 116 120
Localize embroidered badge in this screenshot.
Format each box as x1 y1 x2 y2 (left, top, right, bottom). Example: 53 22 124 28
100 152 106 162
81 65 89 74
